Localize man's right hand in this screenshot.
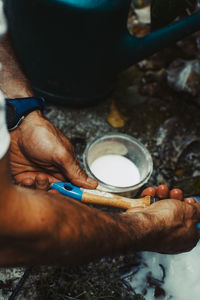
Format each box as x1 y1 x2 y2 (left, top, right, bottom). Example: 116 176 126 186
125 199 200 254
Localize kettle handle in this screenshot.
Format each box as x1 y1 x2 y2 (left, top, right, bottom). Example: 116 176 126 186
119 11 200 71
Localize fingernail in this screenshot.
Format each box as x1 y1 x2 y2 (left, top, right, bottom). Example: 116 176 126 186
37 180 47 186
87 177 97 186
197 223 200 230
23 178 34 186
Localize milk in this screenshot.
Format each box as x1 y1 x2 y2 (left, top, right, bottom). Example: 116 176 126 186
90 154 140 187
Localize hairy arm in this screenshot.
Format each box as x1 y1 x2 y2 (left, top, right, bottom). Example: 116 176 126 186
0 155 140 266
0 33 33 98
1 153 200 267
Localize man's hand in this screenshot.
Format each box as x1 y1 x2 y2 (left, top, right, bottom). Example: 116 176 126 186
1 154 200 266
9 110 97 190
1 181 200 266
126 199 200 254
0 34 97 190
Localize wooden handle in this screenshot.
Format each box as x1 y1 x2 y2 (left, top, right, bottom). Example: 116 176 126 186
82 192 151 210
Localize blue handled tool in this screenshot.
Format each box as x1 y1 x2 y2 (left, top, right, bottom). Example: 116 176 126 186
50 182 151 209
51 182 83 201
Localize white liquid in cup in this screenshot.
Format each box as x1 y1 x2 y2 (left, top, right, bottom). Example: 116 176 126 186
90 154 140 187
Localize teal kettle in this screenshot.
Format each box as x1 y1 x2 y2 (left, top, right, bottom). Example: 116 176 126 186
4 0 200 106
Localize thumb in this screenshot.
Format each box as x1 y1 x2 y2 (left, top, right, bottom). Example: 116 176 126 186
58 151 98 189
125 206 145 214
193 202 200 221
67 165 98 189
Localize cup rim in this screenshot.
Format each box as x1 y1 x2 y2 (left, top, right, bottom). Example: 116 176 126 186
83 133 153 193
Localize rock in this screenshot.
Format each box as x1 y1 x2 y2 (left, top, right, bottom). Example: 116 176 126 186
134 6 151 24
167 59 200 96
107 100 129 128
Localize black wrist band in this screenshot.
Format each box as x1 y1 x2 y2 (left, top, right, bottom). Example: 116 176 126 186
5 97 45 131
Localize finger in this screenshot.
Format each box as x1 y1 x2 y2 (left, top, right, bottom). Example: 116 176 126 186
59 151 98 189
35 174 50 190
20 177 35 189
194 203 200 220
15 171 64 187
48 189 60 195
15 173 35 186
53 134 98 189
70 169 98 189
125 206 145 214
45 173 65 184
184 198 196 204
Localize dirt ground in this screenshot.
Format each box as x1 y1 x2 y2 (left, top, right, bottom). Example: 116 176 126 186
1 2 200 299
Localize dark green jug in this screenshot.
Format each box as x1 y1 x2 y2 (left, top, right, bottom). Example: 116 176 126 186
4 0 200 106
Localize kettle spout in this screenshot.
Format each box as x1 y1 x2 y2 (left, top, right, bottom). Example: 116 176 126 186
119 11 200 71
